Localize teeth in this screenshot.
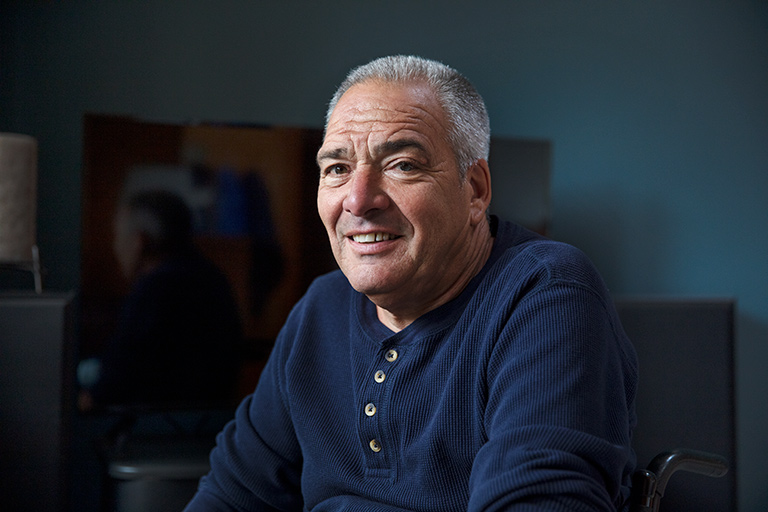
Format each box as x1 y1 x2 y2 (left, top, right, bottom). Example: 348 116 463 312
352 232 394 243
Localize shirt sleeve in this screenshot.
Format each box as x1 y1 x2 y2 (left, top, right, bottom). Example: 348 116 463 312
468 277 637 511
183 332 304 512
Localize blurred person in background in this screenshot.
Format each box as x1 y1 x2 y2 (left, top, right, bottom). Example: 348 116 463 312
78 189 242 411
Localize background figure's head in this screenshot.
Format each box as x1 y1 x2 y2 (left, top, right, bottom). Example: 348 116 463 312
324 55 491 179
113 189 193 280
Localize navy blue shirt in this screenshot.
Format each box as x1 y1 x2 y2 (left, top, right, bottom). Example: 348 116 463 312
186 219 637 511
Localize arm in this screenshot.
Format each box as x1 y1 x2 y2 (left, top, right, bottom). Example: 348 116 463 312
184 336 304 511
469 279 637 511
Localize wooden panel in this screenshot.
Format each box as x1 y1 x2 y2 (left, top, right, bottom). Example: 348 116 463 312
80 115 329 356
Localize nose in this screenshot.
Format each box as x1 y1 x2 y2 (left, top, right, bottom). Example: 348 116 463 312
342 167 390 217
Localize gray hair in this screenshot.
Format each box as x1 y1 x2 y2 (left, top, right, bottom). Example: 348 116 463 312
325 55 490 178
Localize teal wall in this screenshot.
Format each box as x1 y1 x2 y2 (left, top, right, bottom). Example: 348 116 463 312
2 1 766 509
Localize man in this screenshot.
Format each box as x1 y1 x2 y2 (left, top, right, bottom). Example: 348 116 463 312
79 189 242 409
184 55 637 511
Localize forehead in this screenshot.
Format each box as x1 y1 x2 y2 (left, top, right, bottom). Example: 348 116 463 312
322 80 450 149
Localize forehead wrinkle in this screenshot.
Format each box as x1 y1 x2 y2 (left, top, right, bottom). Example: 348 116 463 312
317 146 349 164
319 121 429 164
337 95 448 136
319 85 451 167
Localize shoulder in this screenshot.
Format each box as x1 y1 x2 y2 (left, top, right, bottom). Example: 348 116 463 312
136 253 223 288
268 269 355 378
487 219 609 297
278 269 353 334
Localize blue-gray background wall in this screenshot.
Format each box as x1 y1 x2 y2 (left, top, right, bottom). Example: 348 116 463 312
2 1 766 509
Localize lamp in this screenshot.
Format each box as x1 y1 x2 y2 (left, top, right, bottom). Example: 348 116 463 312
0 133 41 292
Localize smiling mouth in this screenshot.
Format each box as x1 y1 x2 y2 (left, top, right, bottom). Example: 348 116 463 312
351 232 398 243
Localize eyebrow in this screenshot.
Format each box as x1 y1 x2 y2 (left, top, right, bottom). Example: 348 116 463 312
317 147 348 163
375 139 427 157
317 138 428 164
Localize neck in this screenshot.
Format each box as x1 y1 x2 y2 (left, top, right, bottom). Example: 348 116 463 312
375 223 494 332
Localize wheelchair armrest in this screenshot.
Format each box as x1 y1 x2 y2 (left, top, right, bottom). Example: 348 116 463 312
629 448 729 512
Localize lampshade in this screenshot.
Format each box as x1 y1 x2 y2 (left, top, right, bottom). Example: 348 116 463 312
0 133 38 263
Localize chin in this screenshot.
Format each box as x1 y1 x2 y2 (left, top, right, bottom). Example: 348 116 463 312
346 272 398 297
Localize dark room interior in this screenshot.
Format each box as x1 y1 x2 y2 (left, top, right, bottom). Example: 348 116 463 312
1 2 766 511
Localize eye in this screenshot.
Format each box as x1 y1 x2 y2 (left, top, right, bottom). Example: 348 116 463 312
395 161 416 172
323 164 348 176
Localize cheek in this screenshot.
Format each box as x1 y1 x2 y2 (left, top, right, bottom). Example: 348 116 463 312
409 193 471 253
317 190 341 238
405 189 461 228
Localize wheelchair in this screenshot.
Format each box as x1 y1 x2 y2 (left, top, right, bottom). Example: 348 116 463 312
629 448 729 511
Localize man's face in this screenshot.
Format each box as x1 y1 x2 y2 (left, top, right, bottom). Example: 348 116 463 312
317 80 488 321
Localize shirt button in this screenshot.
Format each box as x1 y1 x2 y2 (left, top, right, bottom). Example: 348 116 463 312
374 370 386 383
385 349 398 362
369 439 382 452
365 403 377 417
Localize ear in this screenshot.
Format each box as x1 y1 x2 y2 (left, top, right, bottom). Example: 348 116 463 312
465 159 492 226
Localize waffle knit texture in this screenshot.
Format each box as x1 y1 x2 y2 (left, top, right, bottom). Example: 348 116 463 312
184 218 638 512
